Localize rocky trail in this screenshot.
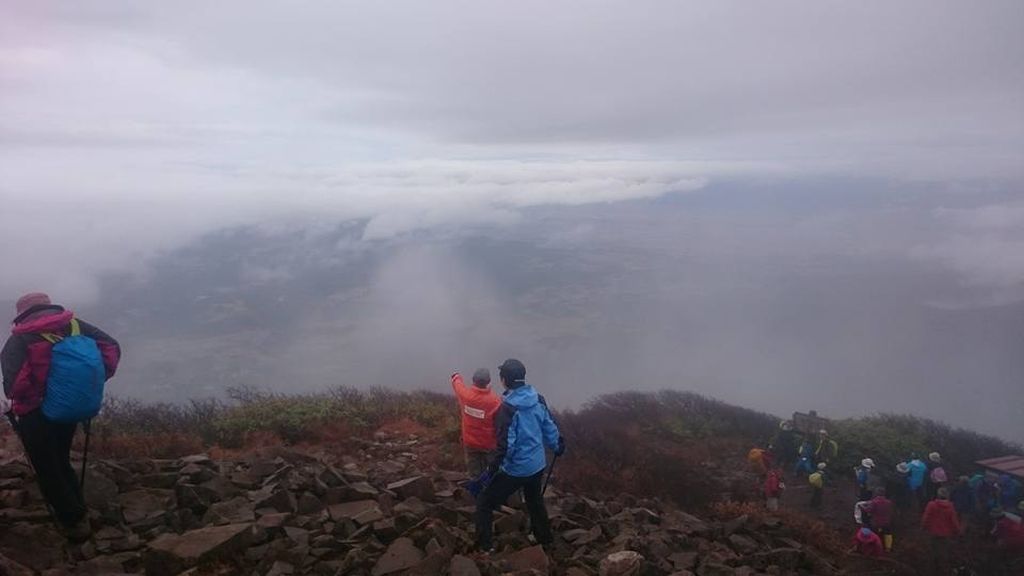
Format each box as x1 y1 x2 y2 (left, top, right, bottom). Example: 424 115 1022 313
0 423 864 576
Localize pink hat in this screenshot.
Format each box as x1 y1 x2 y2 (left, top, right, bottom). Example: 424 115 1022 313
16 292 51 316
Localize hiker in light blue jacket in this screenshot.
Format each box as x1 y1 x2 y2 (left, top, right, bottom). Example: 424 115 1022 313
474 358 564 553
907 455 928 508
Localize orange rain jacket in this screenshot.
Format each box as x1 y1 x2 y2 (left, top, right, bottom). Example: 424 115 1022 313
451 373 502 451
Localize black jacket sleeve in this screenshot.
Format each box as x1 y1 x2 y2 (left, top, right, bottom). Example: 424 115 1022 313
488 402 515 474
1 335 27 399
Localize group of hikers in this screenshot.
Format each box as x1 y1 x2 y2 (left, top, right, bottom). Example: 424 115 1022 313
450 360 565 553
0 290 566 552
749 420 1024 565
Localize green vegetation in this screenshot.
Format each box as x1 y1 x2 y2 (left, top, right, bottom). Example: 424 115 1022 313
830 413 1020 476
93 386 1019 497
95 386 458 451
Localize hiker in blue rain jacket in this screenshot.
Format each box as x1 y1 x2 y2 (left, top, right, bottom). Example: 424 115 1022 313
474 358 565 552
794 439 815 476
907 455 929 508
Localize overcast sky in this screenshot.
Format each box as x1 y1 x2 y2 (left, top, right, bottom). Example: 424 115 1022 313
1 1 1022 436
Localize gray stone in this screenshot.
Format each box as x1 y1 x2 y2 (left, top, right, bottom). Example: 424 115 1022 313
386 476 436 502
0 461 32 478
696 562 735 576
297 492 323 514
668 552 698 570
0 550 36 576
284 526 310 548
143 522 253 576
254 487 297 513
119 489 173 525
728 534 759 555
328 499 383 525
0 524 65 570
599 551 644 576
503 545 550 575
202 496 255 525
721 514 748 536
179 454 213 466
197 476 239 502
371 537 424 576
83 469 119 509
449 555 481 576
266 560 295 576
138 473 179 489
393 496 429 517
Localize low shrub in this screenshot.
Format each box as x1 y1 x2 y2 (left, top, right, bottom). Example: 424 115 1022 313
92 385 459 456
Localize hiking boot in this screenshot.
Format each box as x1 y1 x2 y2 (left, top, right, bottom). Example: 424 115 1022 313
61 518 93 543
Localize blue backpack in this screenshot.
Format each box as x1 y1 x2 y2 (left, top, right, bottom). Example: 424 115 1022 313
40 319 105 423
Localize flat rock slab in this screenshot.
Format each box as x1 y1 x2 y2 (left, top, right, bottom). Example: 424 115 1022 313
386 476 436 502
371 537 424 576
144 522 253 576
328 499 381 523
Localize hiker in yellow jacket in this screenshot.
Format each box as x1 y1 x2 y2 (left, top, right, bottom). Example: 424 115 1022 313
814 429 838 465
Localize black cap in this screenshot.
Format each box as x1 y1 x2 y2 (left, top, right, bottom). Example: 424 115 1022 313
498 358 526 384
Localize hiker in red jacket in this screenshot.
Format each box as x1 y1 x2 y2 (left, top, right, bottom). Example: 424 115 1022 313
990 508 1024 551
850 527 884 558
921 487 961 574
1 293 121 541
451 369 502 476
865 487 895 551
764 468 785 511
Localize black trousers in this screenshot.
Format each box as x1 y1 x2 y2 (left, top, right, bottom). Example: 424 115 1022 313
475 470 552 550
17 410 85 526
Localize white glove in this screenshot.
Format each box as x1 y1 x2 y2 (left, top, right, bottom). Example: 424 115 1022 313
0 397 10 415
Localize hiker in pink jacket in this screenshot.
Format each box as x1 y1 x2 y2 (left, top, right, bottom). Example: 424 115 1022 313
2 293 121 541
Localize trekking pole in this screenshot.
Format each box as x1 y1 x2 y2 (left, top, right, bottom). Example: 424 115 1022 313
542 454 559 496
80 418 92 492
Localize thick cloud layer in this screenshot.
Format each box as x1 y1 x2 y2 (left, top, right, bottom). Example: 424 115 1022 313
0 2 1021 438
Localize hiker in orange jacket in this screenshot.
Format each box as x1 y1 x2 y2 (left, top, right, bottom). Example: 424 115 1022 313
451 369 502 476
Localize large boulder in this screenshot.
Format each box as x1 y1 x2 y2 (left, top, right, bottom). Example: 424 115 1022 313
143 522 253 576
599 551 644 576
371 537 424 576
